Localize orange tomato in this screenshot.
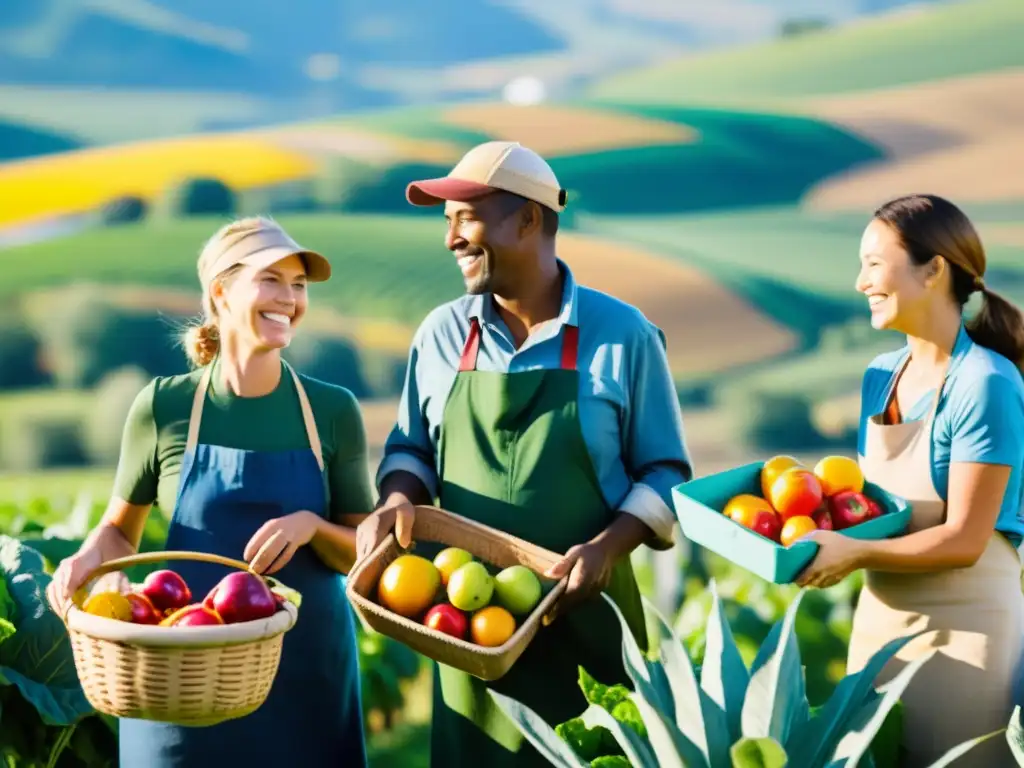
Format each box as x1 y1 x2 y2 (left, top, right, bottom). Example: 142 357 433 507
471 606 517 647
780 515 817 547
761 455 802 499
769 467 823 521
723 494 775 527
377 555 442 618
813 455 864 496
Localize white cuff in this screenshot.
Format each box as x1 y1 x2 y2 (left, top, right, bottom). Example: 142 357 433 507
619 483 678 550
376 453 438 501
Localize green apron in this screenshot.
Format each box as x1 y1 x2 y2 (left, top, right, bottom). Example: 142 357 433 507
430 315 649 767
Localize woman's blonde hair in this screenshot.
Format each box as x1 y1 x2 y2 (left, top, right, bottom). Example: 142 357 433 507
182 216 281 368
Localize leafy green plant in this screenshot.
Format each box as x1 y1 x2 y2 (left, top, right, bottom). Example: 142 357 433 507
0 534 115 767
490 579 1000 767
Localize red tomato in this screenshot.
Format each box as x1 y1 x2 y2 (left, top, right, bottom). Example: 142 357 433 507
769 468 823 521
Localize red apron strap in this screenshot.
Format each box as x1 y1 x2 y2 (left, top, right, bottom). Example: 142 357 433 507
459 317 482 372
560 325 579 371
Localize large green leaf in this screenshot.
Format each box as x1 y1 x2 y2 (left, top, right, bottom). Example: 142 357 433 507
0 574 16 622
1007 705 1024 765
0 536 92 726
702 579 750 743
786 632 924 767
741 590 809 745
829 650 937 766
645 596 732 767
488 690 590 768
580 703 657 767
631 690 708 768
730 737 788 768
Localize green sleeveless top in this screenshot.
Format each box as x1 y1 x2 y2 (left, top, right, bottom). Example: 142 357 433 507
111 359 375 522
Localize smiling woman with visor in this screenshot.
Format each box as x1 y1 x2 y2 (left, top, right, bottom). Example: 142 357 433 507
46 216 372 767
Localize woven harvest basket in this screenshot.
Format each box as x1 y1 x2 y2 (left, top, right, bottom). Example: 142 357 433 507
346 505 568 682
63 550 299 727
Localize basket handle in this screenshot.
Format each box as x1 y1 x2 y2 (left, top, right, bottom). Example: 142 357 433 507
78 550 255 585
65 550 260 623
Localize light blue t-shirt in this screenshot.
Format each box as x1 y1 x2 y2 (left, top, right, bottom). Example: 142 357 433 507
858 324 1024 544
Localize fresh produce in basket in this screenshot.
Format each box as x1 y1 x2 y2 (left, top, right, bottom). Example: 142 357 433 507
372 547 547 648
722 454 884 547
79 567 297 626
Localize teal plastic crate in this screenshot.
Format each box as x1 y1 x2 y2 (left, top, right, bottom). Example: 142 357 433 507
671 461 912 584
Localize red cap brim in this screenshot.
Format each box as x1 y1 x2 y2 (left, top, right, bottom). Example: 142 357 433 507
406 177 497 206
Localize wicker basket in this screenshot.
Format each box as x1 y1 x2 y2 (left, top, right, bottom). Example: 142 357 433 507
62 550 299 727
346 505 568 682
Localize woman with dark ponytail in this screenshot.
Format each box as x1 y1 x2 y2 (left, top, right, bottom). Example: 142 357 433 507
797 194 1024 766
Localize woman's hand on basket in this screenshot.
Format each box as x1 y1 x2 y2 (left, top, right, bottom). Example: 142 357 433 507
244 511 320 575
46 547 104 618
355 497 415 562
794 530 866 589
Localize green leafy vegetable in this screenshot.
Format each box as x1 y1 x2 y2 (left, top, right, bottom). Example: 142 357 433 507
0 535 92 726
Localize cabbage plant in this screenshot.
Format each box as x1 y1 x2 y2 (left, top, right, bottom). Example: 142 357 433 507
491 580 1001 767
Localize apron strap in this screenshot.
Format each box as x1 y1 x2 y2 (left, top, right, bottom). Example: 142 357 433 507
284 361 325 473
881 350 952 425
458 318 483 372
185 360 325 473
457 317 580 372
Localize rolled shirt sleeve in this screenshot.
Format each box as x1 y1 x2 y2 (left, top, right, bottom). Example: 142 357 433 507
618 324 693 549
375 334 440 501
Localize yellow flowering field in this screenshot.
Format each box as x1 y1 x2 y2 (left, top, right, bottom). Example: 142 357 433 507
0 134 316 228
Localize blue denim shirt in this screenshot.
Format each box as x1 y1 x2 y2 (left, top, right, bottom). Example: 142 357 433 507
375 260 693 548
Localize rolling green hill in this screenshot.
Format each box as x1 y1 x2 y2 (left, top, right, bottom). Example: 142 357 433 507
589 0 1024 105
1 215 461 328
323 101 883 216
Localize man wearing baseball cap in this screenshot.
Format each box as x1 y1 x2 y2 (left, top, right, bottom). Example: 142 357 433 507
357 142 692 767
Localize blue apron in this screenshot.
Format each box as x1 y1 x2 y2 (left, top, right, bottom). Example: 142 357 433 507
119 361 367 767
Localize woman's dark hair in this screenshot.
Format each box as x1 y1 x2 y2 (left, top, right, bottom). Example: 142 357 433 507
874 194 1024 371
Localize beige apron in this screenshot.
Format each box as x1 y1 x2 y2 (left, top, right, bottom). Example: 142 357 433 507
847 354 1024 766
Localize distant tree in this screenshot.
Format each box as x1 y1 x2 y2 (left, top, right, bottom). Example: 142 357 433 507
162 177 237 217
100 195 148 225
780 17 830 37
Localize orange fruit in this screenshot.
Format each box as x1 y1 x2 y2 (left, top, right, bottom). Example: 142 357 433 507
780 516 818 547
82 591 133 621
769 467 824 521
470 606 516 647
723 494 775 527
813 455 864 496
761 455 802 498
377 555 441 618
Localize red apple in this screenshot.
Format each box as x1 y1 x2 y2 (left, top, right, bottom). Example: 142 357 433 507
126 592 161 624
828 491 875 530
160 603 224 627
203 572 277 624
752 510 782 542
865 496 883 520
811 506 834 531
424 603 468 640
141 570 192 614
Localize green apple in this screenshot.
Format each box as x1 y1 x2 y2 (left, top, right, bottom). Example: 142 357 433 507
447 561 494 612
494 565 542 616
433 547 474 586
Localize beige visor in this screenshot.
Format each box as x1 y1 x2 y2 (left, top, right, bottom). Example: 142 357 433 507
200 225 331 286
